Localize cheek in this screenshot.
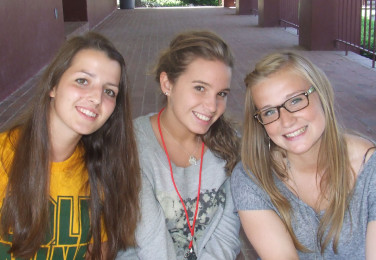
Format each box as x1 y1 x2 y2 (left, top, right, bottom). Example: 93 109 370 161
264 124 279 138
103 98 117 115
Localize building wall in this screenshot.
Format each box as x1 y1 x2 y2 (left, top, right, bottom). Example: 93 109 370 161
87 0 116 29
0 0 65 101
0 0 117 103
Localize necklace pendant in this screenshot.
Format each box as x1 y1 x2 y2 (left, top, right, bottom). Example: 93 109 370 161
189 155 197 165
184 247 197 260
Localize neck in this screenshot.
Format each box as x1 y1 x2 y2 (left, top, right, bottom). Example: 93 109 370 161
286 151 319 175
49 130 81 162
160 108 198 144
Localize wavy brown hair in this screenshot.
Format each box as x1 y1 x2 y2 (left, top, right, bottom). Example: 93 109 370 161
0 32 141 259
153 30 240 174
242 51 354 254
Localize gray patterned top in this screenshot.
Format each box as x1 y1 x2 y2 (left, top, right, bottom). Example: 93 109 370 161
231 151 376 260
117 114 240 260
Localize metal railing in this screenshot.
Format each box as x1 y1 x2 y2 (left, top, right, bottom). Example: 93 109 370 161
336 0 376 67
279 0 299 31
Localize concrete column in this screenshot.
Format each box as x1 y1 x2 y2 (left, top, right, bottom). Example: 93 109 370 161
236 0 255 15
258 0 280 27
299 0 337 50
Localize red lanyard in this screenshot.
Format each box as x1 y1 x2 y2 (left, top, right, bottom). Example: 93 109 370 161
157 108 204 250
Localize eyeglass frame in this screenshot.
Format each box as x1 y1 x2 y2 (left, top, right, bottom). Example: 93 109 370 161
253 86 316 125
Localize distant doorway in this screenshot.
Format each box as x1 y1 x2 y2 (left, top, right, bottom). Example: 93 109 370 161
62 0 89 38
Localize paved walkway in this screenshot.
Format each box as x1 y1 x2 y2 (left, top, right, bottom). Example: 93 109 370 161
0 7 376 258
1 7 375 140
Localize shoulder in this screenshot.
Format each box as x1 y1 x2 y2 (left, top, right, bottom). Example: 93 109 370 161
133 114 157 146
344 134 376 161
345 134 376 174
231 162 259 195
0 129 19 161
133 114 154 131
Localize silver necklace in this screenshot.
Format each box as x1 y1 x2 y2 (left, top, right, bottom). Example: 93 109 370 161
160 121 200 166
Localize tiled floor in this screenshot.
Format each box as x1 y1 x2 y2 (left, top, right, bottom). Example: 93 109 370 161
1 7 375 140
1 7 376 259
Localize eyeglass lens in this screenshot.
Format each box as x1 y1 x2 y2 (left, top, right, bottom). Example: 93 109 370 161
258 93 309 124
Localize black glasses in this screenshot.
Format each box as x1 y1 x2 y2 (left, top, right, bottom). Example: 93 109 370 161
254 86 316 125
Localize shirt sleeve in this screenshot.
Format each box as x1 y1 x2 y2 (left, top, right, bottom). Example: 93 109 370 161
367 152 376 222
231 162 274 211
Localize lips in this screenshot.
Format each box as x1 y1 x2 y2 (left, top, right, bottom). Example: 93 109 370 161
284 126 307 138
193 111 211 122
77 107 98 118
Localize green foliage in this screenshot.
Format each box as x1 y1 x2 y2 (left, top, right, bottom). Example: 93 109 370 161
360 16 375 58
182 0 220 6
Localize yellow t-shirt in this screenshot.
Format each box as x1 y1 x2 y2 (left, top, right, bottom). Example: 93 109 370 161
0 130 93 259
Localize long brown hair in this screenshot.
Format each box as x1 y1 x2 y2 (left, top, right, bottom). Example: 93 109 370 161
154 30 239 174
242 51 353 253
0 32 140 259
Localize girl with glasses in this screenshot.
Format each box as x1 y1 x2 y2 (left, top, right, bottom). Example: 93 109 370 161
117 30 241 260
231 51 376 259
0 32 141 259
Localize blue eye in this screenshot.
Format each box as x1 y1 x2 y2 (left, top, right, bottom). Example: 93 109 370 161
289 96 304 106
261 108 277 118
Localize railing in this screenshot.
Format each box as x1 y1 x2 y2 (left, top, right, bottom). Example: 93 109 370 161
279 0 299 32
336 0 376 67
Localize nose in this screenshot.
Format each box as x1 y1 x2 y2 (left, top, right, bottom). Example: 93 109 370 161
279 107 296 127
88 85 103 105
205 95 217 113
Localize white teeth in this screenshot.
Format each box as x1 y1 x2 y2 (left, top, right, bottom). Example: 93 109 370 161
194 112 210 121
285 126 306 138
78 108 97 118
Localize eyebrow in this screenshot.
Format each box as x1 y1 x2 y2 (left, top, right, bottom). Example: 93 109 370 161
258 90 306 110
192 80 231 92
79 70 119 88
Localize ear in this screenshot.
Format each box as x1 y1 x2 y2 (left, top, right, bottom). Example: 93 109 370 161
159 72 172 95
49 86 57 98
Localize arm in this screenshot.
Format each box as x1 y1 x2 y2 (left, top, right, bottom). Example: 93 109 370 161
197 180 241 260
239 210 298 260
230 163 299 260
366 221 376 259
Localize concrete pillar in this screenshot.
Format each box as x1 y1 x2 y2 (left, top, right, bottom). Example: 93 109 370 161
236 0 254 15
258 0 280 27
224 0 235 7
299 0 337 50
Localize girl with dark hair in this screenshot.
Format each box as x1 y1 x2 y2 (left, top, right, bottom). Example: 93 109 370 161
0 32 141 260
118 30 241 260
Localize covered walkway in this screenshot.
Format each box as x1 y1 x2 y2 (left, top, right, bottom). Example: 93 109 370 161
0 6 375 259
1 7 375 140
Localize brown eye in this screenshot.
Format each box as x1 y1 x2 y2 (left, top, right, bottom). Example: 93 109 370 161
76 78 88 85
104 89 116 97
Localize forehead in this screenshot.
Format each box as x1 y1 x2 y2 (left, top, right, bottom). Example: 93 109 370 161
177 57 232 87
251 68 309 108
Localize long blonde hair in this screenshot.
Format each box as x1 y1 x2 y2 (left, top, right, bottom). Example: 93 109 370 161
242 51 352 253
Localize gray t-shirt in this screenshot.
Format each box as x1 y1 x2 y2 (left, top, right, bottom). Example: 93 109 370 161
117 114 240 260
231 152 376 259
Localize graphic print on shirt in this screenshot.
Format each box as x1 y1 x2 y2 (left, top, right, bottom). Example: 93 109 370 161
0 196 90 260
158 186 226 255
